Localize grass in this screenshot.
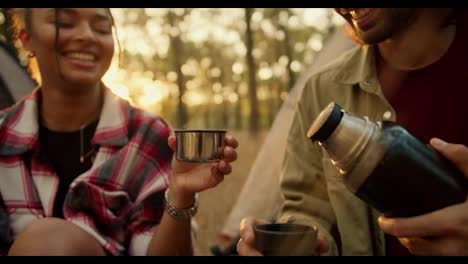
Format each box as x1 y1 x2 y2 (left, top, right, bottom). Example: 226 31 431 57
192 129 268 256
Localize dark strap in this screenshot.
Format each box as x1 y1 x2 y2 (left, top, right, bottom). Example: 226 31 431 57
0 192 11 249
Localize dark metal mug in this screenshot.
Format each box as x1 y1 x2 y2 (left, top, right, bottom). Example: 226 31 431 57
254 223 318 256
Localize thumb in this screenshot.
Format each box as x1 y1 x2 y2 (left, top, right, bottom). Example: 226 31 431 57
168 135 177 152
316 236 329 255
430 137 468 176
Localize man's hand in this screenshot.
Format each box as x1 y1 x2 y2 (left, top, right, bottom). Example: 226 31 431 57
378 138 468 255
236 217 330 256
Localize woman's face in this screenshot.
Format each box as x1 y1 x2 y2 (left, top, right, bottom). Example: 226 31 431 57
21 8 115 87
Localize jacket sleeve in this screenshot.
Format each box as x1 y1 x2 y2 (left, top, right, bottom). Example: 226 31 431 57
276 76 339 255
126 118 174 256
64 116 174 256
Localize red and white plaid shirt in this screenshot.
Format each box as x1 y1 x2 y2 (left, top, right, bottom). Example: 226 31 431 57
0 87 173 255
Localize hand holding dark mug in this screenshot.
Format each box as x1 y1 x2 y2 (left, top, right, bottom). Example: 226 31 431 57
237 217 327 256
254 223 318 256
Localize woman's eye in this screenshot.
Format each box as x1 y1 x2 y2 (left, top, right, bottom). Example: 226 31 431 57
94 23 112 34
95 28 112 34
57 22 74 28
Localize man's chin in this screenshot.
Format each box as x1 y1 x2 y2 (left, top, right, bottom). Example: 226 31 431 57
358 31 391 45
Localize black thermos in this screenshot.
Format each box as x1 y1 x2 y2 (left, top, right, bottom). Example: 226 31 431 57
307 102 468 217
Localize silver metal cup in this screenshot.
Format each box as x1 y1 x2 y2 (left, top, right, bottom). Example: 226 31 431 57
174 129 227 163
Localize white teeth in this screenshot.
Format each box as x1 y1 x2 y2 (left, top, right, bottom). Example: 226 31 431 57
350 8 371 20
67 52 95 61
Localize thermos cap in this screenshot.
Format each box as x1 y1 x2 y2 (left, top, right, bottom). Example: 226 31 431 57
307 102 344 142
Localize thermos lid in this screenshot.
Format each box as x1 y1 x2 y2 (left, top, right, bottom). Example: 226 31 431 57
307 102 343 142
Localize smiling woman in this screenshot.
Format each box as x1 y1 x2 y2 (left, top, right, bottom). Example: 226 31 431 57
0 8 238 256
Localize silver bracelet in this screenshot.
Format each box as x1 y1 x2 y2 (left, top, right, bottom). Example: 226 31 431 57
163 189 199 220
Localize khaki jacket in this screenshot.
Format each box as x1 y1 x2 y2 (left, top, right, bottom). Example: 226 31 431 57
277 45 397 256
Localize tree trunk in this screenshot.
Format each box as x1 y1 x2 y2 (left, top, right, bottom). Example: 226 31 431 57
168 11 188 128
280 25 295 93
245 8 259 133
234 84 242 130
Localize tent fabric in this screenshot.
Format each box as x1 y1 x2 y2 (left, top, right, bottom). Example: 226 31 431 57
0 41 35 108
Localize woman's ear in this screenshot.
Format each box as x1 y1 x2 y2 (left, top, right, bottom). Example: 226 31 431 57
18 29 32 52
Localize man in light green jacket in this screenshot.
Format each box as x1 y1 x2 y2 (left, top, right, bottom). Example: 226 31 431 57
237 8 468 256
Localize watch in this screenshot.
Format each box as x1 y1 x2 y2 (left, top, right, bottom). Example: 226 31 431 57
163 189 199 220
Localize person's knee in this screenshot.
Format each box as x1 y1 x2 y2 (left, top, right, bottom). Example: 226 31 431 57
8 217 106 256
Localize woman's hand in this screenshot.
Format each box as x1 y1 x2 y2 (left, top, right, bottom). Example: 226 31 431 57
166 134 238 207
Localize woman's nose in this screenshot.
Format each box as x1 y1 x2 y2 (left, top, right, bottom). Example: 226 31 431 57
74 23 97 42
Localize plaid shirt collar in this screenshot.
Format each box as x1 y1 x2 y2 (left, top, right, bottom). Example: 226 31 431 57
0 86 130 156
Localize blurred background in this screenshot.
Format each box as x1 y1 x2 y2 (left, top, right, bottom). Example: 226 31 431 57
0 8 347 255
0 8 345 132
